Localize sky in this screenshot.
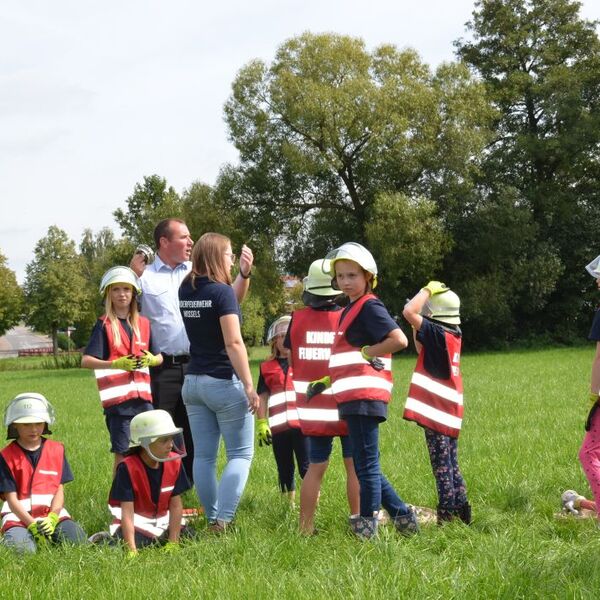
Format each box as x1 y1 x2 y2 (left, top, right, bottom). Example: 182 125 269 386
2 1 599 283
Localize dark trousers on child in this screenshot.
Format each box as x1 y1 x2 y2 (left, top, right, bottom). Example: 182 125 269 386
424 427 467 511
272 428 309 492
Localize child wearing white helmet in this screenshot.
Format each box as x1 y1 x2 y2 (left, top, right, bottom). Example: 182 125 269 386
256 316 309 507
94 409 191 554
0 393 87 553
564 257 600 518
403 281 471 525
81 266 163 474
306 243 418 539
284 259 359 535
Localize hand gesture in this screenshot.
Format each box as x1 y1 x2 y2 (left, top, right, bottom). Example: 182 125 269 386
239 244 254 279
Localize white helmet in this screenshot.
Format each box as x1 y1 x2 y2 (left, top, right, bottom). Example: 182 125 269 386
325 242 378 289
303 259 340 297
424 290 461 325
129 409 186 462
5 393 55 439
267 316 291 343
585 255 600 278
99 266 142 296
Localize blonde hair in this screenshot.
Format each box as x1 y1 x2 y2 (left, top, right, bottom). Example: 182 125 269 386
186 233 232 288
268 338 283 360
103 284 141 347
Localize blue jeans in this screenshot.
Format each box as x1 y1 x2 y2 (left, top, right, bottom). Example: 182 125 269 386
2 520 87 554
344 414 409 518
182 374 254 523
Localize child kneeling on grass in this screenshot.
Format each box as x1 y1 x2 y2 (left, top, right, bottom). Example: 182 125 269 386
0 393 87 553
403 281 471 525
91 410 192 555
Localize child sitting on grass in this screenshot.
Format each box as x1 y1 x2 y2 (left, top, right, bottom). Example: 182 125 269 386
0 393 87 553
95 410 191 555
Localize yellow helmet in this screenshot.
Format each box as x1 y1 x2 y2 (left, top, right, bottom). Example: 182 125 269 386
99 266 142 296
304 259 340 297
425 290 461 325
325 242 378 289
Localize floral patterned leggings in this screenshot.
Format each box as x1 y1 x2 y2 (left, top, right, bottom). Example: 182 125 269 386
579 405 600 507
424 428 468 511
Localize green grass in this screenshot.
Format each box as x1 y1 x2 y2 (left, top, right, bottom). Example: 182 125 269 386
0 346 599 599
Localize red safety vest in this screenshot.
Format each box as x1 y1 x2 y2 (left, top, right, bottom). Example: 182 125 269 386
0 439 71 531
94 316 153 409
290 307 347 436
403 327 463 438
329 294 393 405
259 359 299 434
108 453 181 538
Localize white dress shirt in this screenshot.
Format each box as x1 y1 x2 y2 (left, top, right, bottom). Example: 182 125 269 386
139 254 191 355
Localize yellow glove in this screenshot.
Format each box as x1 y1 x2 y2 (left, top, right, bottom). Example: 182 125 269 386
139 350 161 368
112 355 139 371
126 549 138 560
590 393 599 406
256 418 272 447
162 541 180 553
423 281 449 296
360 346 385 371
306 376 331 401
27 521 47 544
36 512 59 537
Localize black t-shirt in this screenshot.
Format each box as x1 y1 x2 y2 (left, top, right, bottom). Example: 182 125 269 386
0 439 74 493
589 309 600 342
179 276 242 379
257 358 289 395
110 457 191 504
416 318 462 380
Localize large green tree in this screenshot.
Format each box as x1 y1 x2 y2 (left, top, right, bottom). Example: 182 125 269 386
455 0 600 341
23 226 88 357
223 32 492 265
113 174 183 245
0 251 23 337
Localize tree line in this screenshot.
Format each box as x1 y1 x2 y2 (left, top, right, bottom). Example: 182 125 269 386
1 0 599 351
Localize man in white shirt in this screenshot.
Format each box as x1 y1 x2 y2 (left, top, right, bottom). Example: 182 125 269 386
131 218 253 481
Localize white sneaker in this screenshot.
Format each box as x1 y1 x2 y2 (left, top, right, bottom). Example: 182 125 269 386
561 490 585 515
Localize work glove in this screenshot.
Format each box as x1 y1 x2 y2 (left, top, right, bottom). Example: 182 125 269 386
126 549 138 560
162 541 180 554
590 393 600 406
27 521 47 544
36 512 59 537
256 418 272 447
139 350 161 368
306 376 331 401
423 281 449 296
361 346 385 372
112 355 139 371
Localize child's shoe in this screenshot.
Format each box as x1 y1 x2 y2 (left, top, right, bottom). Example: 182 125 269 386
392 508 419 536
437 506 455 525
349 515 378 540
561 490 585 515
455 501 472 525
88 531 112 544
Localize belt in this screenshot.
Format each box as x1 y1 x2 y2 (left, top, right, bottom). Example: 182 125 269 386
161 354 190 366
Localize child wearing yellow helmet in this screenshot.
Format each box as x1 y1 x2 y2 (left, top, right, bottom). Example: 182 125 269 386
0 393 87 553
81 266 163 474
403 281 471 525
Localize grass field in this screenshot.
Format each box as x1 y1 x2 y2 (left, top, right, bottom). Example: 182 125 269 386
0 346 599 599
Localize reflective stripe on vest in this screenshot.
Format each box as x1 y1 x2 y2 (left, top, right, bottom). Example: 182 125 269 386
94 316 153 408
289 307 347 437
329 295 393 405
108 453 181 539
403 327 463 438
260 359 299 434
0 439 70 531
